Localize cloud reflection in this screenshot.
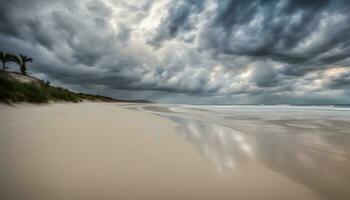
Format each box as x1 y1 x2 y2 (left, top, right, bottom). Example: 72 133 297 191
169 117 255 173
161 113 350 199
132 104 350 199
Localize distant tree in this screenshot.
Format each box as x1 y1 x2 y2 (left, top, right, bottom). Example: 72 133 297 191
0 52 17 71
12 54 33 75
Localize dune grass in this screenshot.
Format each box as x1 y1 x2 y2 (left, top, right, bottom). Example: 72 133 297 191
0 72 118 104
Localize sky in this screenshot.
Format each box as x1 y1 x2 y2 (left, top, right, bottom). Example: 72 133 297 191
1 0 350 104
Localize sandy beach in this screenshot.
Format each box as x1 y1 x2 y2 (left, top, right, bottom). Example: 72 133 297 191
2 0 350 199
1 103 349 200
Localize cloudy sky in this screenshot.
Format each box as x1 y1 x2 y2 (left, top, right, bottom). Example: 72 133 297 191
1 0 350 104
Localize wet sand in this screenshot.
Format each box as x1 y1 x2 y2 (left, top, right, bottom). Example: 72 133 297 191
0 103 344 200
134 104 350 200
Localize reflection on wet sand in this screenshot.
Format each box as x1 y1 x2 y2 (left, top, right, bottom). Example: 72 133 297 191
170 117 255 173
136 105 350 200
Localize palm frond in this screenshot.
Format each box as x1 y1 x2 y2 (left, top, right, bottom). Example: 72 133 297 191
9 54 21 65
19 54 33 63
4 54 14 62
19 54 26 61
26 57 33 63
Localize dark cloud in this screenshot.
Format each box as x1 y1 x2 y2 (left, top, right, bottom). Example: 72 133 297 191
199 0 350 66
0 0 350 104
148 0 205 47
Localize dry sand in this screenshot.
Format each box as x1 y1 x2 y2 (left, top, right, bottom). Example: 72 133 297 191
0 103 324 200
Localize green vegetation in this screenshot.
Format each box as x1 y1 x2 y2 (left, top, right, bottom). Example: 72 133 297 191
1 51 33 75
0 51 151 104
0 71 119 104
0 52 18 71
0 51 118 104
14 54 33 75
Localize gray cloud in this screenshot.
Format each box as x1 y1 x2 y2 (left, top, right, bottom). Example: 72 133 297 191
148 0 205 47
199 0 350 65
1 0 350 104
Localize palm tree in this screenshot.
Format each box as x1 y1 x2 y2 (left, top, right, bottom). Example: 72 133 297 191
0 52 15 71
13 54 33 75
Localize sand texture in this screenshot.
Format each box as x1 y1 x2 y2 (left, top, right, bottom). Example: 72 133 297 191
0 103 329 200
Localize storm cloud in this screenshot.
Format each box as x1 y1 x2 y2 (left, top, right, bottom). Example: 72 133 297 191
1 0 350 104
